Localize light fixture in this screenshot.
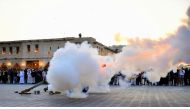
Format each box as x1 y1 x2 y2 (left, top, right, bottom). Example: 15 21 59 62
21 62 26 67
7 62 12 67
39 61 44 67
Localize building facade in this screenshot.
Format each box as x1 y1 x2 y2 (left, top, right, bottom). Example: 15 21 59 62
109 45 126 53
0 37 116 69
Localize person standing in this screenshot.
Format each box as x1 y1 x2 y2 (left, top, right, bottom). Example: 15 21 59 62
184 68 189 86
13 69 18 84
174 69 179 86
0 70 2 83
27 69 33 84
169 70 174 86
142 72 147 85
36 69 42 83
188 68 190 86
42 69 47 83
19 69 25 84
2 70 8 84
31 69 36 84
179 68 185 86
16 70 20 83
24 68 28 84
8 69 14 84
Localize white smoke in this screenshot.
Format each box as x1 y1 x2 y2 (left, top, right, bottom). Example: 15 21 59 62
89 56 114 93
114 6 190 82
46 6 190 98
114 42 173 82
46 41 99 98
118 75 131 88
46 41 114 98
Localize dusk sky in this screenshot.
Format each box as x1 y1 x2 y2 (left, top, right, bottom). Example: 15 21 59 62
0 0 189 46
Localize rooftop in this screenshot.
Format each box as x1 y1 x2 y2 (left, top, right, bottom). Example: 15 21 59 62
0 37 96 43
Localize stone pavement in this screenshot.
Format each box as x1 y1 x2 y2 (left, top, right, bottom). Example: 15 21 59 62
0 84 190 107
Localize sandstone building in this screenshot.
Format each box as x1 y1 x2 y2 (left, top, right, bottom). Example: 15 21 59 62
0 37 116 69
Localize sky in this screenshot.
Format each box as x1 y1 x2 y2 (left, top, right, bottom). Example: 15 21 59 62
0 0 189 46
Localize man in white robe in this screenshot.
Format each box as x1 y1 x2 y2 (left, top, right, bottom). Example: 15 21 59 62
27 69 33 84
19 70 25 84
179 68 185 86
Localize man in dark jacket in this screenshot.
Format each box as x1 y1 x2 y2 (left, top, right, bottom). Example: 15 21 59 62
169 70 174 86
8 69 14 84
24 68 28 84
0 70 2 83
2 70 8 84
31 69 36 84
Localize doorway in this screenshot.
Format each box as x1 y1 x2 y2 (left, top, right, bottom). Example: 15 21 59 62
26 60 39 69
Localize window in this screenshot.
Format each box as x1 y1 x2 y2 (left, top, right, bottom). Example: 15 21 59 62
35 44 39 53
27 45 30 52
2 47 6 54
48 51 51 55
97 46 99 49
16 46 19 54
9 47 13 54
48 47 52 56
75 42 81 44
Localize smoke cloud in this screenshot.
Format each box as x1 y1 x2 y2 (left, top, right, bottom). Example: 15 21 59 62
46 42 100 98
170 25 190 64
114 6 190 82
46 6 190 98
46 42 114 98
89 56 114 93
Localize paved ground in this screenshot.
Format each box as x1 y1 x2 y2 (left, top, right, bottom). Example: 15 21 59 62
0 84 190 107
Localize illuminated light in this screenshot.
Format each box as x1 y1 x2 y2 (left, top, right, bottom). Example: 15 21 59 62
34 50 39 53
177 62 190 69
21 62 26 67
7 62 12 67
39 61 44 67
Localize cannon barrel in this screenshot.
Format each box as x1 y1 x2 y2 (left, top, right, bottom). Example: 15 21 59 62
19 81 45 94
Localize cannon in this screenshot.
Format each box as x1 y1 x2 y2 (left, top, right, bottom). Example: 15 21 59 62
15 81 88 95
16 81 45 94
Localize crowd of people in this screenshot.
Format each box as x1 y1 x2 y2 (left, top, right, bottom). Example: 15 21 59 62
160 68 190 86
110 67 190 86
1 67 190 87
0 68 47 84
